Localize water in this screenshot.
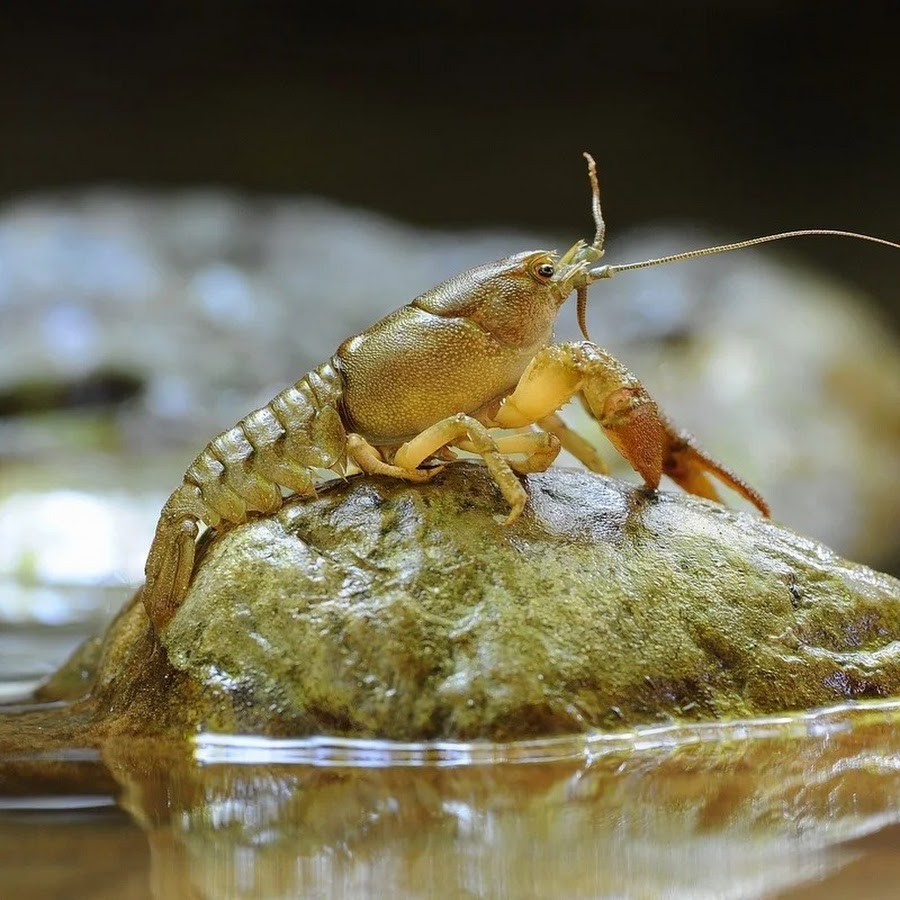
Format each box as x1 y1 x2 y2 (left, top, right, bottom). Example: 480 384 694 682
4 677 900 899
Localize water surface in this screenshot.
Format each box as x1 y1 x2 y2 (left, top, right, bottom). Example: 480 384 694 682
4 679 900 899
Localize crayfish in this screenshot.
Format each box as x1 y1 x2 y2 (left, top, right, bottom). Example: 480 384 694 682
142 154 899 632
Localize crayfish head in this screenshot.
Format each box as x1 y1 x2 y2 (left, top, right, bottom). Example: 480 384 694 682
551 240 604 296
411 249 572 350
464 249 573 348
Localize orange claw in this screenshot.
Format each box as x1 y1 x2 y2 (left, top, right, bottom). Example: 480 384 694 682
594 385 770 516
659 419 770 516
598 387 665 491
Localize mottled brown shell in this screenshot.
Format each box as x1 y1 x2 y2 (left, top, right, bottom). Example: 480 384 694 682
336 251 563 444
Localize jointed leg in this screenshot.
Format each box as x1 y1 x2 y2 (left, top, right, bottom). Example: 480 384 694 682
492 342 665 489
538 412 609 474
346 434 443 483
455 429 561 474
393 414 528 523
490 341 768 515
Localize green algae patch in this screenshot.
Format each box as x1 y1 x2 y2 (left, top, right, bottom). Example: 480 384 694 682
132 463 900 740
16 463 900 744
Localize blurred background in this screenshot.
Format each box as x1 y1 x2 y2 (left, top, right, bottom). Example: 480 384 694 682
2 2 898 304
1 1 898 686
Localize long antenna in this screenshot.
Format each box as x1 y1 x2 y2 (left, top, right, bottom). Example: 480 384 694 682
590 230 900 280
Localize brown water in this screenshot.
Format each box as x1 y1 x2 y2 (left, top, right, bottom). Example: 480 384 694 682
3 694 900 899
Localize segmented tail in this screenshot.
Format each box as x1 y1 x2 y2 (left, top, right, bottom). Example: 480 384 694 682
141 360 348 632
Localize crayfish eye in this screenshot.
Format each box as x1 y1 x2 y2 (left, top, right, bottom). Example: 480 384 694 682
536 263 555 279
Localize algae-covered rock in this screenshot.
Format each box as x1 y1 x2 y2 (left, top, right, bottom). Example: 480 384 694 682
141 463 900 741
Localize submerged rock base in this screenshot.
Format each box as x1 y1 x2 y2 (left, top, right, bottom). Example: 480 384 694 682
31 464 900 741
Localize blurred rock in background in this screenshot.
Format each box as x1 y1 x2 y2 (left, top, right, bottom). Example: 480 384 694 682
0 1 897 676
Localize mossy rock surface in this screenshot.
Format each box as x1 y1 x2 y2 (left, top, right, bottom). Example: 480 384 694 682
135 462 900 741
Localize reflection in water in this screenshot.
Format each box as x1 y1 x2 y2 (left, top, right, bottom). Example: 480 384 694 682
4 703 900 898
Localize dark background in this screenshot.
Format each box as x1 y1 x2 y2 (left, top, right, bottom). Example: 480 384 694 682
1 1 897 317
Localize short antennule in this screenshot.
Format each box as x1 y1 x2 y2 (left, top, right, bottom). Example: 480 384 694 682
574 152 608 342
589 229 900 280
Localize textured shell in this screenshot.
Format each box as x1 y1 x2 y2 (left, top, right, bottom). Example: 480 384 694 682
184 360 347 523
336 252 562 444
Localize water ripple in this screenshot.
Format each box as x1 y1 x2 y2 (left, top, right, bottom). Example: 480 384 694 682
192 698 900 768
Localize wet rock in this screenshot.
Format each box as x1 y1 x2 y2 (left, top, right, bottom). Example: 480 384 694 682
34 464 900 742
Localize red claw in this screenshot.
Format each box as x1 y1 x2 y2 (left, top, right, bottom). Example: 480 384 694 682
598 388 664 491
